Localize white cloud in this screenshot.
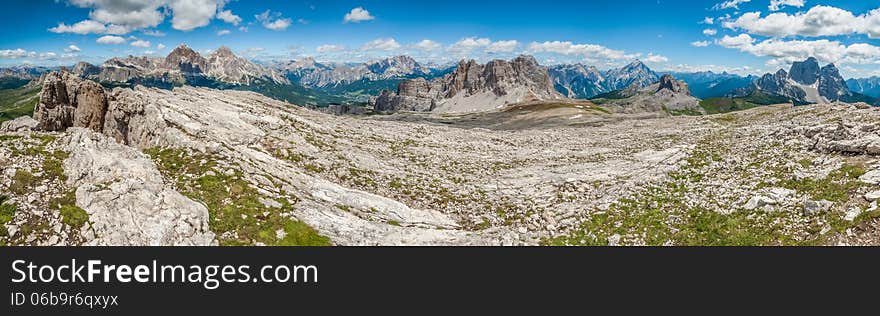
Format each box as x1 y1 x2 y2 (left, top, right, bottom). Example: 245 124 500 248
169 0 220 31
644 53 669 63
661 63 757 76
316 45 345 53
691 41 711 47
0 49 30 59
52 0 228 34
769 0 805 11
717 33 880 66
49 20 109 34
217 9 241 25
67 0 165 32
65 45 82 52
96 35 126 44
217 29 231 36
256 10 292 31
157 43 166 50
486 40 519 53
361 38 401 51
723 5 880 38
717 34 755 49
412 40 441 52
130 39 151 47
448 37 492 54
703 28 718 36
142 29 165 36
703 17 715 24
344 7 375 23
527 41 637 61
713 0 751 10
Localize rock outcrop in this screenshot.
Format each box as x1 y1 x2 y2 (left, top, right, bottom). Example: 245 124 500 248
657 74 690 95
63 128 215 246
33 71 108 132
599 74 702 114
372 55 564 113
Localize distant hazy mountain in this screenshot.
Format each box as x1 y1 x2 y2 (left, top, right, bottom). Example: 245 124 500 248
550 61 659 99
664 71 754 99
847 77 880 98
274 55 453 101
731 57 871 104
73 45 289 87
0 65 56 80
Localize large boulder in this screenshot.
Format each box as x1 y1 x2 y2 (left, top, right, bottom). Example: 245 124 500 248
33 71 108 132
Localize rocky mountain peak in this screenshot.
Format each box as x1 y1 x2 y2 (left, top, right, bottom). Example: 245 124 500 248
165 44 206 73
790 57 821 85
657 74 690 95
372 55 562 113
212 46 235 58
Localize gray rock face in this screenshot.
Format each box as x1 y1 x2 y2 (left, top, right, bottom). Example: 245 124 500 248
0 116 38 132
602 74 701 114
372 55 563 113
790 57 820 85
740 57 854 103
603 61 660 93
33 71 108 132
657 74 690 95
62 128 215 246
818 64 852 101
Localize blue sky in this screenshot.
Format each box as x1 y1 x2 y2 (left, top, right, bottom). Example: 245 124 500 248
3 0 880 78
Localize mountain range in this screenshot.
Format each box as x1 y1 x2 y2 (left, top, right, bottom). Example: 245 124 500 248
731 57 872 104
3 50 879 112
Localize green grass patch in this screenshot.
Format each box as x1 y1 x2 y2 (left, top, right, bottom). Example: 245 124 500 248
10 170 37 195
0 195 16 237
779 164 867 202
146 147 331 246
0 84 40 123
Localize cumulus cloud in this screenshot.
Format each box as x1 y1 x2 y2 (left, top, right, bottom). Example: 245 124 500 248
344 7 375 23
217 29 231 36
49 20 113 35
316 45 345 53
703 17 715 24
256 10 292 31
448 37 492 54
661 63 757 76
130 40 151 47
0 48 30 59
65 45 82 52
361 38 401 51
703 28 718 36
644 53 669 63
157 43 166 50
142 29 166 36
412 40 441 52
717 33 880 66
217 9 241 25
691 41 711 47
723 5 880 38
769 0 805 11
96 35 126 44
527 41 638 61
0 49 69 60
713 0 751 10
51 0 231 34
486 40 519 53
